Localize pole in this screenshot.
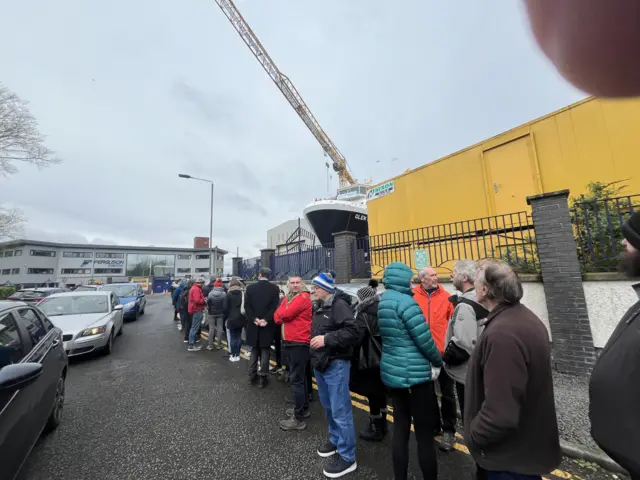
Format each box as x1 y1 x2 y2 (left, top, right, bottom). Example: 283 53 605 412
209 182 214 278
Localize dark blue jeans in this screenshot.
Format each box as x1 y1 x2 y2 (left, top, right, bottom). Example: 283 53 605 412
315 359 356 463
189 311 203 345
229 328 243 356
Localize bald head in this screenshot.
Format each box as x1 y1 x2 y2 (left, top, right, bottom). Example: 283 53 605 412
525 0 640 97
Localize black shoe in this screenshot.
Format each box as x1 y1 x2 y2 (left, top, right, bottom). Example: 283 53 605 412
248 375 258 385
359 417 385 442
284 395 295 405
322 456 357 478
317 441 337 458
258 376 268 389
439 430 456 452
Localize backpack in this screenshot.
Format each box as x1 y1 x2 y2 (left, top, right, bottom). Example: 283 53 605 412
179 289 190 310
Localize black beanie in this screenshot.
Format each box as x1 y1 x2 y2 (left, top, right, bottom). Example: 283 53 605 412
622 211 640 250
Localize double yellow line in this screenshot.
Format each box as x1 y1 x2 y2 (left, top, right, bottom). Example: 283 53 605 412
199 331 573 480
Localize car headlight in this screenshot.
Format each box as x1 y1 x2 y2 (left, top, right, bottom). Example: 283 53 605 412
80 326 107 337
124 301 136 310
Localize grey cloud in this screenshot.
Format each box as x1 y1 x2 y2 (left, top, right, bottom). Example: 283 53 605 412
223 192 268 216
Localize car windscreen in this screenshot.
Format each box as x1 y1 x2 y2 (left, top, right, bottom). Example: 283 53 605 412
101 285 137 297
21 290 50 298
39 295 110 316
75 286 97 291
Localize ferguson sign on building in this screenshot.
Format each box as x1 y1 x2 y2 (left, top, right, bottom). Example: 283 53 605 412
0 239 228 288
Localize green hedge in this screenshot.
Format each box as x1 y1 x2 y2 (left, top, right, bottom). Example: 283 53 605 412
0 286 16 300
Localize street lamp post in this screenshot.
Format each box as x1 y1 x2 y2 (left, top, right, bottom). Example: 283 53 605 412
178 174 215 278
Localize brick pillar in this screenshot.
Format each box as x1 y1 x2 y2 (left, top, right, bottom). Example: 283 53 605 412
527 190 596 376
333 231 356 284
260 249 275 279
231 257 242 277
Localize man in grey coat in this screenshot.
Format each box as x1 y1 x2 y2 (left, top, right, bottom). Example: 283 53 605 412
443 260 488 437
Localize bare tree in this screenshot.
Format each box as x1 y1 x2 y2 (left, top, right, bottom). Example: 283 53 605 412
0 83 61 175
0 206 24 238
0 83 60 238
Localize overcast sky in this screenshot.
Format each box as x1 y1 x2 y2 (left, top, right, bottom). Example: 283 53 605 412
0 0 584 270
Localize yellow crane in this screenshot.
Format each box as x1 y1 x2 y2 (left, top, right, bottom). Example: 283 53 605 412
214 0 357 187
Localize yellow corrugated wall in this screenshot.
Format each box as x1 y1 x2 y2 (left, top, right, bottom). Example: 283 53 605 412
368 97 640 237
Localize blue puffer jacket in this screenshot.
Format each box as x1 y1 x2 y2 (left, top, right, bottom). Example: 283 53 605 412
378 262 443 389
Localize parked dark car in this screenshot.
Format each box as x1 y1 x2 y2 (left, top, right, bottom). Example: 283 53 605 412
0 301 68 480
7 288 68 304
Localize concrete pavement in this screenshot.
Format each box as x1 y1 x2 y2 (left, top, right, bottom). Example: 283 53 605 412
18 296 626 480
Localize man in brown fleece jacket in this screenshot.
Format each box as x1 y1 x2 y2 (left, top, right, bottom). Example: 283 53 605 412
465 261 561 479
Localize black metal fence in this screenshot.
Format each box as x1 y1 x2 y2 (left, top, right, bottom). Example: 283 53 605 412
237 257 261 280
271 244 334 280
354 212 539 278
571 194 640 272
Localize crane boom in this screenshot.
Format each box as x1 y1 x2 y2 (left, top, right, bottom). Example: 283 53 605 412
214 0 356 187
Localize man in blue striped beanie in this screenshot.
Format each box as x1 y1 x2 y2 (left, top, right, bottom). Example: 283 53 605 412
309 271 359 478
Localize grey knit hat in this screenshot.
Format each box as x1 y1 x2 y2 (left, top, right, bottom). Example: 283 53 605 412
357 286 376 302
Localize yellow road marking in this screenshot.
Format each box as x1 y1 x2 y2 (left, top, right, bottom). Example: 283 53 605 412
199 332 570 479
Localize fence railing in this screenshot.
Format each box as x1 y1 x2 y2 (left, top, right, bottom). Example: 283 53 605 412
271 244 334 280
356 212 539 278
571 194 640 272
237 258 261 281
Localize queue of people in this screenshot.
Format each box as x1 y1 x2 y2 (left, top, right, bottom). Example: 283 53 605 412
167 210 640 480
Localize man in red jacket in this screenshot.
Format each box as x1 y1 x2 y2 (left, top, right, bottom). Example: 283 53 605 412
275 275 313 431
187 277 207 351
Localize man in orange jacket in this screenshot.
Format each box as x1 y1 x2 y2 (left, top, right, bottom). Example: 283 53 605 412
413 267 456 452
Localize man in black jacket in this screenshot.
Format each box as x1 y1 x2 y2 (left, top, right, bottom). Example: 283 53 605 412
590 212 640 479
245 267 280 389
310 272 359 479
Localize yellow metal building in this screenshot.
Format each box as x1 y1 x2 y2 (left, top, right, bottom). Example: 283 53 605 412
367 97 640 236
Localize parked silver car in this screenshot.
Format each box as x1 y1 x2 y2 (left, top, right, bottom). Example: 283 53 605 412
37 291 124 357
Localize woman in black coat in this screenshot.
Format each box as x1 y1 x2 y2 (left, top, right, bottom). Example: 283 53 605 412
224 279 246 362
350 280 388 442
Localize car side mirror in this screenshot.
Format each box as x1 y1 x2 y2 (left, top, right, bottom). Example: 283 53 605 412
0 362 43 393
114 304 124 311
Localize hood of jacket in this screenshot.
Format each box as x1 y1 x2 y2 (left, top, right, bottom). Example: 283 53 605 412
210 286 225 296
382 262 413 295
356 294 380 315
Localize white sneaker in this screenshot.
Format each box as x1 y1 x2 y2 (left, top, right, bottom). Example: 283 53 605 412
177 324 183 331
233 356 241 362
228 355 234 361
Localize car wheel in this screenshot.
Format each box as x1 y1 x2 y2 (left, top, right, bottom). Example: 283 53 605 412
103 331 114 355
43 374 65 433
140 306 145 316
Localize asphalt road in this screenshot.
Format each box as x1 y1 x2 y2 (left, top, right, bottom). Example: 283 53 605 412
17 296 625 480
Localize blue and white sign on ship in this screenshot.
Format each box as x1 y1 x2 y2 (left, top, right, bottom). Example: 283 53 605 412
366 181 395 201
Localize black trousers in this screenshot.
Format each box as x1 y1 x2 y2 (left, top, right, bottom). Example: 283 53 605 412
456 381 465 425
434 368 457 433
183 311 192 341
391 382 438 480
273 327 282 367
285 345 310 419
248 346 271 378
368 389 388 416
